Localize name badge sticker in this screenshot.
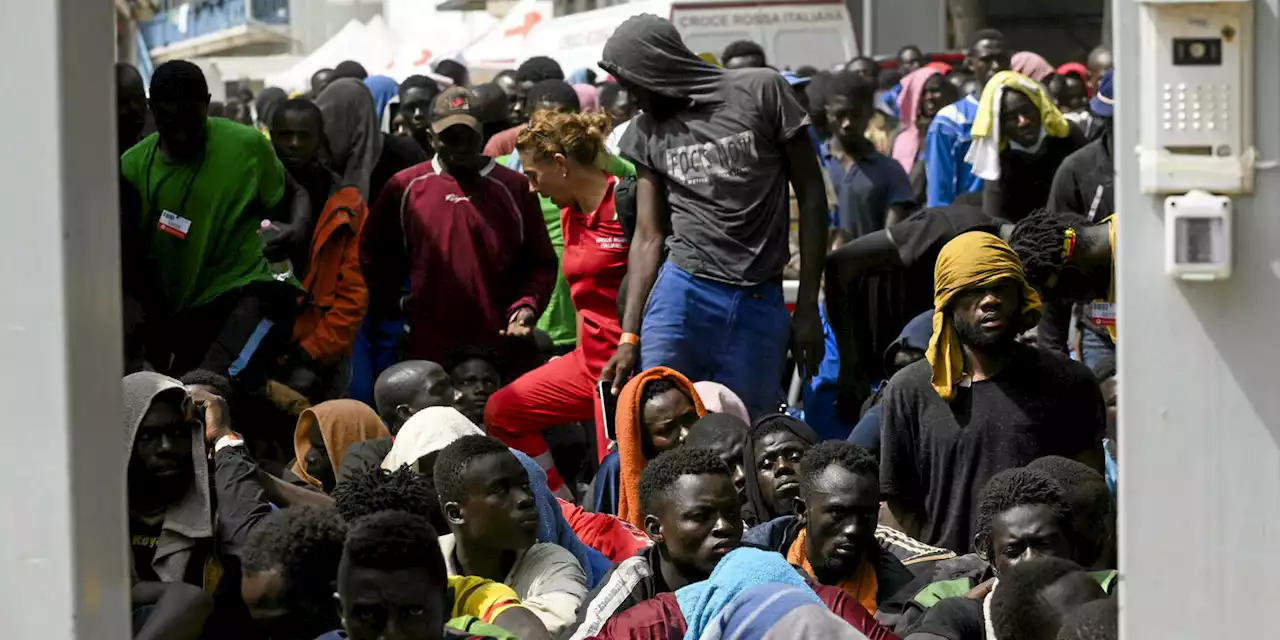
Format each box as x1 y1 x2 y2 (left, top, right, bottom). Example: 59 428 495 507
1089 301 1116 327
158 210 192 239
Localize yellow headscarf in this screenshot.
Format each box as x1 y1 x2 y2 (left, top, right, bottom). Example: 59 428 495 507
971 70 1070 142
927 232 1043 401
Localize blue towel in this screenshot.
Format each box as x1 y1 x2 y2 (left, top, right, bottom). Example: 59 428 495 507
511 449 612 588
697 583 851 640
363 75 400 125
675 547 819 640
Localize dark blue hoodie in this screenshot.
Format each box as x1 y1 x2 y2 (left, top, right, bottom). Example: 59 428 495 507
846 309 935 453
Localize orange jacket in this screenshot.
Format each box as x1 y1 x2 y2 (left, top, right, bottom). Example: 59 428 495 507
293 185 369 363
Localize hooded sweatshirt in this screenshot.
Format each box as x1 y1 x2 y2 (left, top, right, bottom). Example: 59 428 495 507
316 78 383 199
291 399 390 489
847 309 935 453
124 372 213 584
601 14 812 286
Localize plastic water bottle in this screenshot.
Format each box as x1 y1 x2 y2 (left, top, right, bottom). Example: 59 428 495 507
259 220 294 282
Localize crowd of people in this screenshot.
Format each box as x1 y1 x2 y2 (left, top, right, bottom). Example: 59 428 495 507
114 13 1120 640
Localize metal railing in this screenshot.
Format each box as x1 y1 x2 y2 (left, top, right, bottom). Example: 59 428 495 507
139 0 289 50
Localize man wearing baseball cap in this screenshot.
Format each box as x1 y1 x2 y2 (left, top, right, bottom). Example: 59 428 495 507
360 86 558 365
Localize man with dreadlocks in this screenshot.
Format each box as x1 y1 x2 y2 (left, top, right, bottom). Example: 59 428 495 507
1008 209 1115 367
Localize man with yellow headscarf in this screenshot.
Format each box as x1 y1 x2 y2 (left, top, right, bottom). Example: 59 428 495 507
965 70 1087 222
878 232 1106 554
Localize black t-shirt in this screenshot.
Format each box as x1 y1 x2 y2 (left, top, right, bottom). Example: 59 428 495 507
996 133 1086 222
911 596 986 640
880 344 1106 553
1047 136 1114 223
130 514 164 582
619 69 810 286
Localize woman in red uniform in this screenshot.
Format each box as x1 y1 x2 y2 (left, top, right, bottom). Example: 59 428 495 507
485 109 631 495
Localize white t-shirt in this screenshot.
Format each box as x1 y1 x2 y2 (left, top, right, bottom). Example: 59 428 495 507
438 534 588 636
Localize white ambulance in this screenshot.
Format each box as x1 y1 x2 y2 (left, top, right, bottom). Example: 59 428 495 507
514 0 860 73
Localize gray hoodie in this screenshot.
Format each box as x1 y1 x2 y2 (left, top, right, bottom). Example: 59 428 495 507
599 14 813 287
599 13 724 103
124 371 213 583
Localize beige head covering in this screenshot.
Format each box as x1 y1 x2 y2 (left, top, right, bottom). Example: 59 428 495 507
291 399 390 489
123 372 213 583
380 406 484 472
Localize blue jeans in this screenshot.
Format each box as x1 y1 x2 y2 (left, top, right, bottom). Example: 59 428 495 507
1081 329 1115 372
348 319 405 405
640 262 791 419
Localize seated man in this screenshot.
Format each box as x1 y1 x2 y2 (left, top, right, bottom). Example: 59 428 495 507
892 469 1115 635
846 309 933 455
747 414 819 523
743 441 915 614
566 448 743 639
328 465 551 639
988 558 1107 640
288 400 389 493
241 506 347 639
746 415 948 574
1026 456 1114 569
447 348 504 428
333 510 540 640
591 547 898 640
125 372 274 637
589 367 704 523
337 360 459 481
683 414 750 503
434 436 589 636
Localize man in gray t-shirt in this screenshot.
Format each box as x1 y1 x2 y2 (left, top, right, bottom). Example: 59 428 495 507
598 14 829 419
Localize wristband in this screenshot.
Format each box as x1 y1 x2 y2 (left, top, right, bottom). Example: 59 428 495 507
619 332 640 347
508 306 534 323
215 434 245 452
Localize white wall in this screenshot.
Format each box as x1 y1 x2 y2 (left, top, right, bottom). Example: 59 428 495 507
1115 0 1280 636
0 0 130 637
290 0 384 53
854 0 946 57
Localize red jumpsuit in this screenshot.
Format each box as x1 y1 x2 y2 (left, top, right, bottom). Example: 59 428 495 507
485 178 628 491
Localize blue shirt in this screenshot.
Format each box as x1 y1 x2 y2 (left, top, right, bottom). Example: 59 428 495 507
879 84 903 118
828 148 916 238
800 304 858 441
925 94 983 207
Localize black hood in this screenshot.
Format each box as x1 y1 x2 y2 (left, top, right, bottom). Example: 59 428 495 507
600 14 725 103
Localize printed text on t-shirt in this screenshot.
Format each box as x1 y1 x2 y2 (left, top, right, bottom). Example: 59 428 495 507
664 131 758 185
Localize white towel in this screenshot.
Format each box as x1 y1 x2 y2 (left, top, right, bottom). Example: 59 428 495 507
965 86 1006 182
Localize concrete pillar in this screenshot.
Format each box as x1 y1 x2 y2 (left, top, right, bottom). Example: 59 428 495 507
0 0 130 637
1115 0 1280 636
